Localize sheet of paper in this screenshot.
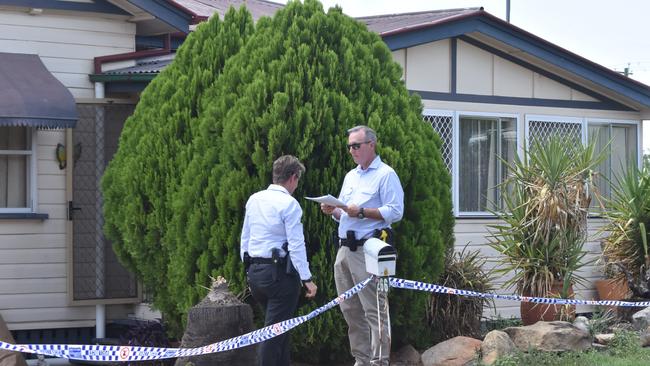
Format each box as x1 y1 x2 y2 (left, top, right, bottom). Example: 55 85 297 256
305 194 346 207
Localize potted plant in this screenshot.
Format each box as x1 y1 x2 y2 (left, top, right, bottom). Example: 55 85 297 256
600 164 650 301
489 136 604 325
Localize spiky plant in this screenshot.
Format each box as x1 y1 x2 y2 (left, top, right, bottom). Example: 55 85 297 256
601 164 650 298
426 246 493 343
489 136 604 298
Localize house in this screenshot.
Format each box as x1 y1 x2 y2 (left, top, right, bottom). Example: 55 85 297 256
0 0 197 344
1 0 649 347
99 3 650 318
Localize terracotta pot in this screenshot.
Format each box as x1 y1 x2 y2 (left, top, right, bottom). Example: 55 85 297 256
595 278 630 300
520 282 575 325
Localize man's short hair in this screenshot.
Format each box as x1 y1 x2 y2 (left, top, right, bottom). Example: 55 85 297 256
347 125 377 143
273 155 305 184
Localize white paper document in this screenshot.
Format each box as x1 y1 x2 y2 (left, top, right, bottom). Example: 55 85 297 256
305 194 346 207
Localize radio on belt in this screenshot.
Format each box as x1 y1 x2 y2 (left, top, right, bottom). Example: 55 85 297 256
363 238 397 277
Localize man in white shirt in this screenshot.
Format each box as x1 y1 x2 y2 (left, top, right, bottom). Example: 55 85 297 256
320 126 404 366
241 155 317 366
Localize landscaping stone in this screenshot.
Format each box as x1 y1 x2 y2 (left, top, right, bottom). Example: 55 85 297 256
632 306 650 330
480 330 516 365
503 321 591 352
421 336 481 366
174 277 256 366
594 333 615 345
391 344 423 366
572 316 590 335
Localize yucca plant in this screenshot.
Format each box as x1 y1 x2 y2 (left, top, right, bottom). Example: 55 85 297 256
489 136 604 305
601 164 650 298
426 246 493 343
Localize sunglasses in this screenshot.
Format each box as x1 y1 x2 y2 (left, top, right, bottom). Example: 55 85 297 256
347 141 371 150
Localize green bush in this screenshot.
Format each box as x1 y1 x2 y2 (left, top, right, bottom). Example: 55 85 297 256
102 7 255 331
103 0 453 361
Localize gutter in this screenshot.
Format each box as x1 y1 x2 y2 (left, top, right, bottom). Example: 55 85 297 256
93 33 172 74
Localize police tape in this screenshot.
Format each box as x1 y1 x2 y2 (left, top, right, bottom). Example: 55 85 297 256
0 277 372 362
389 277 650 307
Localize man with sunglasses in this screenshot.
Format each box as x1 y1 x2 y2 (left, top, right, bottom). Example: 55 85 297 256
320 126 404 366
241 155 317 366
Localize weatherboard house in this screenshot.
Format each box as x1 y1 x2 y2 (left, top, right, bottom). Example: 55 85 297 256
1 0 649 345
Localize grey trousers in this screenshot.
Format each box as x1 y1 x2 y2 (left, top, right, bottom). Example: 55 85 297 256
335 246 390 366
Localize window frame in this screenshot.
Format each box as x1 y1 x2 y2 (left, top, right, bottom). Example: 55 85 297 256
454 111 519 217
586 117 641 168
0 128 37 213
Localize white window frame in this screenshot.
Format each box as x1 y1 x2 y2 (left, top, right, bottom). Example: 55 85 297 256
454 111 519 217
0 128 37 213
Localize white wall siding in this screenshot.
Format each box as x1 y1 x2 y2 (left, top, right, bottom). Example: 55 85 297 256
0 6 138 330
0 8 136 98
454 219 607 319
405 40 450 92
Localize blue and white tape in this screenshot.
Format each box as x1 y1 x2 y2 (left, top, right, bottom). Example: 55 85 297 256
389 277 650 307
3 276 649 362
0 277 372 362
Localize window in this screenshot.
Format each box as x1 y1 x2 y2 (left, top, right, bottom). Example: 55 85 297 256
0 127 34 212
458 115 517 214
588 122 638 203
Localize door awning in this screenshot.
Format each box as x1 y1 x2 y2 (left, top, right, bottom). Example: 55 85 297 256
0 52 78 129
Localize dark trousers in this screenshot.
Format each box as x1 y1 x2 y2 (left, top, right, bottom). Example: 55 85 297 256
248 263 301 366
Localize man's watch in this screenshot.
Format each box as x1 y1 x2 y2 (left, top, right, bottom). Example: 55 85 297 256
357 207 365 219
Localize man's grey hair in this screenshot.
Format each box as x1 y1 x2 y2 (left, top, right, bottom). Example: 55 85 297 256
347 125 377 143
273 155 305 184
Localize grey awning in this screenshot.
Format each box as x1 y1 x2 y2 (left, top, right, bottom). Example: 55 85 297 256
0 52 78 129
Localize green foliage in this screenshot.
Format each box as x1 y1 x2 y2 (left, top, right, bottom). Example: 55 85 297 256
601 164 650 292
102 0 453 361
488 136 604 298
102 8 255 332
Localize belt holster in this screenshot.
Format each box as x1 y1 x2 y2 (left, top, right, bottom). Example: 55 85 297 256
282 242 297 276
373 228 395 246
243 252 251 272
346 230 358 252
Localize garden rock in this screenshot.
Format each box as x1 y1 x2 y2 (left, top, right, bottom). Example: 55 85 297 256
421 336 481 366
174 277 256 366
0 313 27 366
480 330 516 365
632 306 650 330
594 333 615 345
503 321 591 352
391 344 423 366
572 316 590 335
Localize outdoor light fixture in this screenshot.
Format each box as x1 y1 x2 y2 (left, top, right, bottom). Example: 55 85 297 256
56 143 66 169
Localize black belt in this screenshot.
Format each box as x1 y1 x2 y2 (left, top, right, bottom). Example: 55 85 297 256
339 238 367 252
250 257 286 265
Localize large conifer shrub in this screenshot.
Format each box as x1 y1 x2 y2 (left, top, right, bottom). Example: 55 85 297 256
103 0 453 361
102 8 255 331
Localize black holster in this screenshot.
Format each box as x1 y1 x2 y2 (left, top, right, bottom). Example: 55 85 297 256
346 230 359 252
243 252 251 272
282 242 298 276
373 228 395 246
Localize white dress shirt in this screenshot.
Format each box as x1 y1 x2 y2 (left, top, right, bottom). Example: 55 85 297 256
240 184 312 281
337 155 404 240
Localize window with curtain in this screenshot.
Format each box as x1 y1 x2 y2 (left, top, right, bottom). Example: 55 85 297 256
588 123 638 205
459 116 517 213
0 127 32 210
